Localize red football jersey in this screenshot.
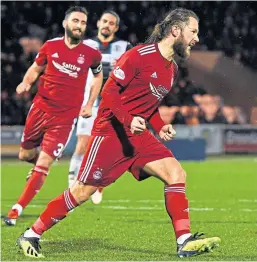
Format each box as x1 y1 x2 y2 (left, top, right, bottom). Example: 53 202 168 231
33 37 102 117
92 43 177 135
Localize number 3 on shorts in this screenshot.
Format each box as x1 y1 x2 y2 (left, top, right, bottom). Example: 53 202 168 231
53 143 64 157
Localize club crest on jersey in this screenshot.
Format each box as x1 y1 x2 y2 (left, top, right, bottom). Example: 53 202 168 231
93 168 103 180
113 66 125 80
77 54 85 64
114 45 121 52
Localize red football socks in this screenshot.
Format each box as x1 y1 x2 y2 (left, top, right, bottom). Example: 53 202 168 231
164 183 191 239
32 189 78 235
17 166 48 208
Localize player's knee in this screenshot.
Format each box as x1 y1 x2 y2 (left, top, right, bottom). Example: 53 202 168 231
18 151 26 161
70 181 95 204
165 166 187 184
18 149 36 162
36 152 54 168
172 167 187 183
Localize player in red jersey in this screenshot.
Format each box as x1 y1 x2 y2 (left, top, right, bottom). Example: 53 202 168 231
4 6 103 226
17 8 221 258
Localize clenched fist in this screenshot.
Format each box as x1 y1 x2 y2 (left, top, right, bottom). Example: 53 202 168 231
16 82 31 94
159 124 176 141
79 105 92 118
130 116 146 135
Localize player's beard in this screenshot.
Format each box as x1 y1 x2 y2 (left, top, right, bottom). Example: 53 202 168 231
173 36 190 60
65 26 85 44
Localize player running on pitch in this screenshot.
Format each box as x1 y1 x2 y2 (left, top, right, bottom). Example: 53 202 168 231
4 6 103 226
16 8 221 258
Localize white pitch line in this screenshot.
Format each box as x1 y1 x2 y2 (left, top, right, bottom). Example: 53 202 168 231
99 206 257 212
92 199 197 203
4 199 255 208
26 204 46 208
238 199 257 202
3 198 255 208
190 208 214 211
2 204 47 208
240 208 257 212
102 206 163 210
105 200 131 203
206 157 257 162
2 204 256 212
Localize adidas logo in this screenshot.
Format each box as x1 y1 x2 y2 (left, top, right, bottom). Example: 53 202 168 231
52 53 59 58
51 217 60 223
151 72 157 78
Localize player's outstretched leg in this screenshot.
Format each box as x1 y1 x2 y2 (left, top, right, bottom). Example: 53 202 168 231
17 182 97 258
91 187 104 204
143 157 221 257
4 151 52 226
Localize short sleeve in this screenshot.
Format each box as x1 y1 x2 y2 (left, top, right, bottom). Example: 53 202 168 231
90 50 102 74
110 49 140 87
35 42 48 66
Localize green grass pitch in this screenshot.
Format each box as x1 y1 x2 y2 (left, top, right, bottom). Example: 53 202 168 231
1 157 257 261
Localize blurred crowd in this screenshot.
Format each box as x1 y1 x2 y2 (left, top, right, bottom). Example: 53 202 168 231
159 94 247 126
1 1 256 125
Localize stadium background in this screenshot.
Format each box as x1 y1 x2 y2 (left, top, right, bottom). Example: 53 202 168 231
1 2 257 261
1 1 257 158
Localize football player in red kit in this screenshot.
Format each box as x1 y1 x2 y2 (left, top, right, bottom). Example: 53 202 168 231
4 6 103 226
17 8 221 259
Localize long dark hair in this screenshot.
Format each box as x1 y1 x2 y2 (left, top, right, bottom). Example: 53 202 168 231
145 8 199 44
